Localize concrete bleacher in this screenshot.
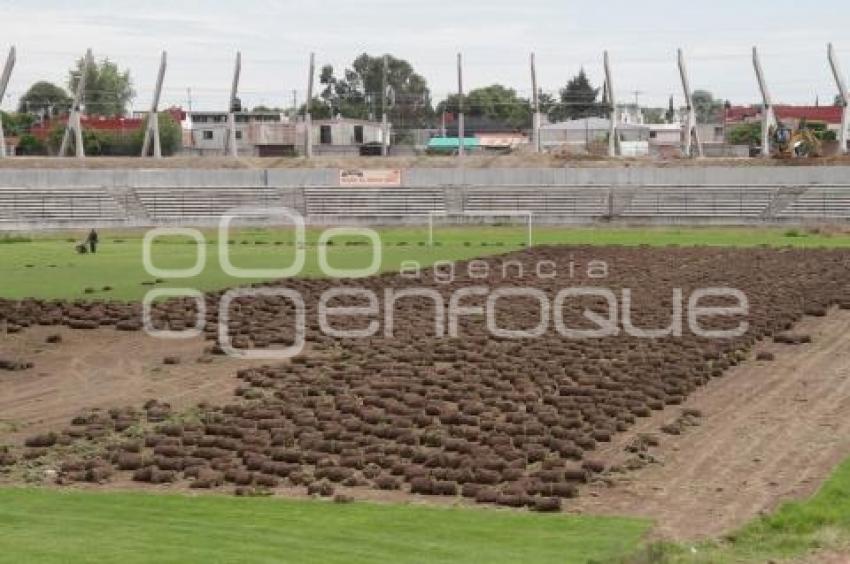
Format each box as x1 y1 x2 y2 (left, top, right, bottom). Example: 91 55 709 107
462 188 609 216
134 187 283 220
618 187 777 217
304 188 446 216
0 188 127 224
777 187 850 219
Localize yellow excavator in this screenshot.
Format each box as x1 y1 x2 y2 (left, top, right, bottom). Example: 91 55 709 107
772 120 824 158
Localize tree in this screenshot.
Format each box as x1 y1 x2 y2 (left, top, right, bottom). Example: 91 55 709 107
727 122 761 146
435 85 531 130
68 57 135 116
548 69 607 122
315 54 432 129
17 134 46 155
642 107 664 123
692 90 723 124
17 81 72 117
0 111 36 136
538 92 556 118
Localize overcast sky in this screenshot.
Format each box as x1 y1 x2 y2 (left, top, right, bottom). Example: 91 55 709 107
1 0 849 112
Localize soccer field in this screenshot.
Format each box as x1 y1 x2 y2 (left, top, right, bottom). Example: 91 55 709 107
4 225 850 564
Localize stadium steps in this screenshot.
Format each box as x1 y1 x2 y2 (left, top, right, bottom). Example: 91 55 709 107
462 188 610 217
304 188 446 217
618 188 777 217
777 187 850 219
134 187 284 220
0 188 127 223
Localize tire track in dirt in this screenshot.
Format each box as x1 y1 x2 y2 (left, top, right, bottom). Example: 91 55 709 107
573 308 850 541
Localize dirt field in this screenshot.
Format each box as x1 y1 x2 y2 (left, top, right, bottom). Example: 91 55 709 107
3 310 850 542
2 154 850 169
0 325 263 444
573 308 850 540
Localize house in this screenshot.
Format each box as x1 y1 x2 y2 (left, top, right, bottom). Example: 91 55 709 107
725 105 844 133
540 117 649 155
185 110 293 156
307 117 385 156
647 123 682 147
185 112 385 157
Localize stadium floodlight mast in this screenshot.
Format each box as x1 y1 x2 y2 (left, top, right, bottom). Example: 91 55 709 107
457 52 465 159
226 51 241 158
677 48 703 158
603 51 618 158
0 46 16 159
305 52 315 159
531 52 541 153
381 54 390 157
60 48 93 158
752 46 776 158
141 51 167 158
828 43 849 155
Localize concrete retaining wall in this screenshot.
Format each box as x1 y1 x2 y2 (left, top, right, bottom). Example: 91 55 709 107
1 166 849 189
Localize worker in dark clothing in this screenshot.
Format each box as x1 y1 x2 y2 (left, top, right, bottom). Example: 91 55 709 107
86 229 99 254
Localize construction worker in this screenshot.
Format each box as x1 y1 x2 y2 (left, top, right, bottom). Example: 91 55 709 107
86 229 99 254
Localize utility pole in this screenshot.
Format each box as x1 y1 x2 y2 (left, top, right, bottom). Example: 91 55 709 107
603 51 618 158
381 54 389 157
531 52 541 153
141 51 167 158
457 52 464 159
677 48 703 158
227 51 241 158
292 89 297 120
632 90 643 108
0 46 16 159
752 47 775 158
60 48 92 158
305 52 315 159
828 43 849 155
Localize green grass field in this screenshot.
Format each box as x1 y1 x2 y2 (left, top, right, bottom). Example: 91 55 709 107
2 225 849 300
0 488 649 564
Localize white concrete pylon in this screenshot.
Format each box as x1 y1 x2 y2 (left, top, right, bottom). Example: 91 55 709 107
752 47 775 158
0 46 16 158
141 51 167 158
828 43 849 155
677 48 703 158
227 51 241 158
457 52 464 159
604 51 618 158
305 52 315 159
60 49 92 158
531 52 541 153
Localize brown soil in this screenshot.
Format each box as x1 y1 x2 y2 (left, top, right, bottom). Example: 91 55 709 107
2 154 850 169
0 325 264 444
572 308 850 541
